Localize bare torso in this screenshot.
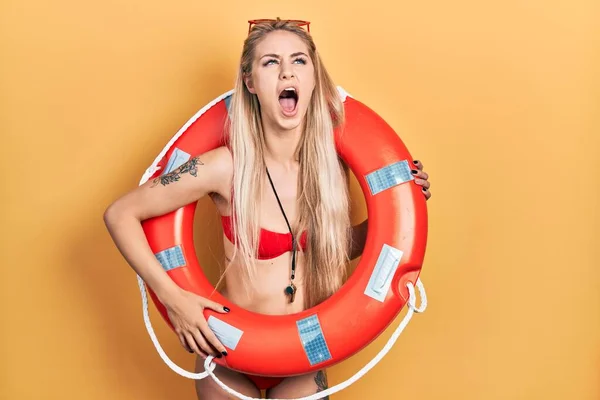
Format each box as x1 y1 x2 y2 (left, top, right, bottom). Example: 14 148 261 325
210 154 306 315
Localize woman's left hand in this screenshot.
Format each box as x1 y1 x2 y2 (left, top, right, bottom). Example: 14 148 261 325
411 160 431 200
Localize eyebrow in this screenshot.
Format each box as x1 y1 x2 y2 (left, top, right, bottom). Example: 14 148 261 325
259 52 309 60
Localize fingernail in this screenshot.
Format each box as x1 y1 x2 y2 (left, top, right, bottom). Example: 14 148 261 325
188 350 194 353
413 160 419 164
223 307 230 312
411 169 418 174
422 187 427 192
222 351 228 356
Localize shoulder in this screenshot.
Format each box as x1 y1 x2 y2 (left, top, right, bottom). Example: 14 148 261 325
201 145 233 176
201 145 233 203
201 144 233 181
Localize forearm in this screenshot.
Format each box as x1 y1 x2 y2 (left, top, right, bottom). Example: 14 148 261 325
350 219 368 260
103 208 182 304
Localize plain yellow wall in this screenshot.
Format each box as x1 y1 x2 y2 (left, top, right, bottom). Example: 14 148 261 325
1 0 598 399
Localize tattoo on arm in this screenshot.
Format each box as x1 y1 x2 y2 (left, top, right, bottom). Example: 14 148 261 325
315 370 329 399
150 156 203 187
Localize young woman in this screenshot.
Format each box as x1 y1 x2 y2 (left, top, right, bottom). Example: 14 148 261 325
104 19 431 399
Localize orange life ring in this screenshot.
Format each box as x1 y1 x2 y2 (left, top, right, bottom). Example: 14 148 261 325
140 87 428 378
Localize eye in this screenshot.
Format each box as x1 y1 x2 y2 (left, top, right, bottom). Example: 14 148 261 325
263 59 278 66
293 57 307 65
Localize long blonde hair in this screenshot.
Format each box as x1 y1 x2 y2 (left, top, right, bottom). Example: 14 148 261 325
224 19 351 309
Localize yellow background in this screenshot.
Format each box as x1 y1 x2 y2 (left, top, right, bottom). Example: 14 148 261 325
1 0 598 399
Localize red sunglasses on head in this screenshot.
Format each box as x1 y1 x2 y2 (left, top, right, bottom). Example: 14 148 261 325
247 19 311 34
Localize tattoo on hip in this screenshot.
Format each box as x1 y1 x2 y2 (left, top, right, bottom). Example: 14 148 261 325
315 370 329 399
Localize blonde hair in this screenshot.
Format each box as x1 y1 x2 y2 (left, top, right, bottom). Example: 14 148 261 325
223 19 351 309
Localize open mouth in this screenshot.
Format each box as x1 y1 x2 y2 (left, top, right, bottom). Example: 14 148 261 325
278 87 298 115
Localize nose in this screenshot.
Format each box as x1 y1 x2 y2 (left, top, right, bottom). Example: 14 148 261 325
279 61 295 80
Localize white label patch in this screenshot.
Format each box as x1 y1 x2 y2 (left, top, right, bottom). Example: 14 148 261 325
207 316 244 350
364 244 404 302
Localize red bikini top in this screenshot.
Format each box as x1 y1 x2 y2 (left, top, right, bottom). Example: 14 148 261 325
221 215 308 260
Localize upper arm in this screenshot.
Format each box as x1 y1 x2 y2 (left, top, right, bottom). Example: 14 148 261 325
105 146 232 222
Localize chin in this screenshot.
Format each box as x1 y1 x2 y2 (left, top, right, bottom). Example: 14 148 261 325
277 115 304 131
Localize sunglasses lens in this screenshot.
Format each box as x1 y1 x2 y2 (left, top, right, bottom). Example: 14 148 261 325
248 19 310 33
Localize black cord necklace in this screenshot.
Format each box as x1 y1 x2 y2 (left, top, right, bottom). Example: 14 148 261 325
265 166 297 303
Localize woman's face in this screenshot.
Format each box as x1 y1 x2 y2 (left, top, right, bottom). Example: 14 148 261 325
246 30 315 132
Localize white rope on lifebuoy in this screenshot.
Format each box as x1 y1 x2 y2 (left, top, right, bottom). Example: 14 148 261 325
137 89 235 186
137 86 350 187
137 275 426 399
134 89 235 379
136 275 216 379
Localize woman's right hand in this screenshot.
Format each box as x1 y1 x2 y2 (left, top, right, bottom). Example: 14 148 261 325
162 289 230 358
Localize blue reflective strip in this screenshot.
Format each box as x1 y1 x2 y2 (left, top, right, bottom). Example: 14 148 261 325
224 94 233 116
163 148 191 175
297 315 332 366
365 160 414 195
155 245 186 271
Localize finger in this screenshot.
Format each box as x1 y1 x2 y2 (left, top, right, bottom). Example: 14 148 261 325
410 169 429 180
201 298 231 314
412 160 424 170
198 320 228 357
178 333 193 353
422 186 432 200
414 178 430 190
183 332 205 357
191 328 221 358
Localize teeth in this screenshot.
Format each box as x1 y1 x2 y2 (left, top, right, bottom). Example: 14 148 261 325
284 87 296 92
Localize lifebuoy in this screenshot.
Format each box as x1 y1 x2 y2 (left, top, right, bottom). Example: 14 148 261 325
140 87 428 378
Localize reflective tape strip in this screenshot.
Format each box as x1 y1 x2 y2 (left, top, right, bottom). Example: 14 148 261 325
163 147 191 175
365 160 414 195
297 315 332 366
155 245 186 271
207 316 244 350
224 94 233 116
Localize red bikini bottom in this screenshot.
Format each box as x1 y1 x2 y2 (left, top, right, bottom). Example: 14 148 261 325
244 374 284 390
